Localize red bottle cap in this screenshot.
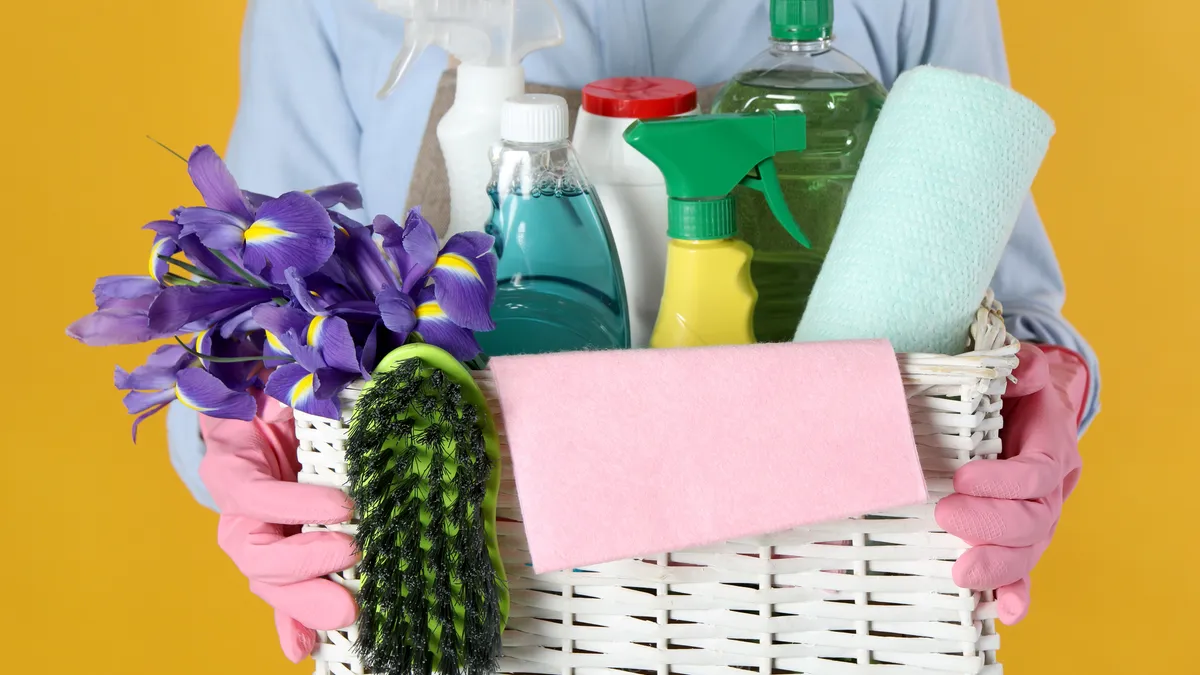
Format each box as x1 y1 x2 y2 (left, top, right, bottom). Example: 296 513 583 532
581 77 699 119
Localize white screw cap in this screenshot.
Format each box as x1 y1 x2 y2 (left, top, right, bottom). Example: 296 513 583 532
501 94 570 144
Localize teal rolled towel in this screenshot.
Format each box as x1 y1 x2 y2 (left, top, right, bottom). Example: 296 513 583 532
793 66 1055 354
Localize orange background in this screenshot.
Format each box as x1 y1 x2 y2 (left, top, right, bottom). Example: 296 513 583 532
1 1 1195 673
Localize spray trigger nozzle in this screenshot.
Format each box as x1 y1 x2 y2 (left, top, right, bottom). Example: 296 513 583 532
373 0 565 99
741 158 811 248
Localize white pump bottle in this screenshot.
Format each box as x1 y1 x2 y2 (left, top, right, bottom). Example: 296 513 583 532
374 0 565 241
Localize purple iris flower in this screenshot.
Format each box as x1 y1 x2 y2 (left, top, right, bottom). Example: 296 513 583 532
175 146 336 284
115 344 194 440
144 220 245 285
263 323 358 419
71 143 501 430
115 343 254 439
67 275 206 347
412 286 483 362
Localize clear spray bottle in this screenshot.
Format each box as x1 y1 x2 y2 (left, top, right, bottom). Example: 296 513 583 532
373 0 565 240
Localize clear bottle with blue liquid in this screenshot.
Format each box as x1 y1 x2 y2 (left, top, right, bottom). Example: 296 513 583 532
479 94 631 357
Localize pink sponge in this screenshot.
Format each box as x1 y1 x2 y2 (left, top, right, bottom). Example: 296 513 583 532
488 340 927 574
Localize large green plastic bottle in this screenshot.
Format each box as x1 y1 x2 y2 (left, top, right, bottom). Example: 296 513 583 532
711 0 886 343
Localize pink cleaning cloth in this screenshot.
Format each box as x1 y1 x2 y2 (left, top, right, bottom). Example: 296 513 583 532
488 339 927 574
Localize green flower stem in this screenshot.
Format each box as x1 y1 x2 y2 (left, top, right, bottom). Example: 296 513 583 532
157 255 221 283
162 273 200 287
213 251 271 289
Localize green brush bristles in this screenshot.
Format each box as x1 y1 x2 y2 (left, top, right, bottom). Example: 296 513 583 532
345 347 507 675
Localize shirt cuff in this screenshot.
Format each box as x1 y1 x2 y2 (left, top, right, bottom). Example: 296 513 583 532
166 401 218 511
1002 303 1101 435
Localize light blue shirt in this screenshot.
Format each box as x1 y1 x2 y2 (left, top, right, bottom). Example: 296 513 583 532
169 0 1101 510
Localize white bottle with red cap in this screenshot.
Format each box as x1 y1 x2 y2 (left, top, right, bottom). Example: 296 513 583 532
573 77 699 349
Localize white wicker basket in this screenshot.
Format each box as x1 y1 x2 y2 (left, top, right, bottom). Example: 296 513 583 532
295 294 1018 675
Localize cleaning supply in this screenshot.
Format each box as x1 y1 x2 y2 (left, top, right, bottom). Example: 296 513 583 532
478 94 630 357
794 66 1056 354
487 339 926 573
572 77 699 348
346 343 506 675
622 112 809 349
373 0 565 241
710 0 887 343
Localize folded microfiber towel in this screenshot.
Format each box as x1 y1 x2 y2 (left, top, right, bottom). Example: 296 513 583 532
794 66 1056 354
488 340 926 574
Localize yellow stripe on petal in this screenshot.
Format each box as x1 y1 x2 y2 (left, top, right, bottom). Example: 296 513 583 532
243 222 291 243
174 383 213 413
149 238 171 280
435 253 482 280
416 302 445 319
289 373 316 407
265 331 290 355
307 315 327 345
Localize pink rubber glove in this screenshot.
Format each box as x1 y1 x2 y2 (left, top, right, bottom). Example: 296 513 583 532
199 392 359 663
935 343 1089 625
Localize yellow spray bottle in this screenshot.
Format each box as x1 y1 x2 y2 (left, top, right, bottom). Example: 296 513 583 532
623 112 809 348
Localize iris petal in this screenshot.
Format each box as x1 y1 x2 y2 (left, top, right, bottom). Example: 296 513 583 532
375 285 417 336
67 306 159 347
150 235 181 283
242 192 335 283
174 368 257 421
430 231 498 331
312 316 360 374
114 345 191 390
252 305 311 340
413 288 482 361
313 368 359 400
176 207 250 250
283 268 328 316
131 402 171 443
308 183 364 210
94 276 160 307
147 286 279 334
143 220 181 239
267 364 340 419
188 145 254 221
344 223 396 295
374 209 438 294
277 330 326 373
177 233 242 283
123 388 178 415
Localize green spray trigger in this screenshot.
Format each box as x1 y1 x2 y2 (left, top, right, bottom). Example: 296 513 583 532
623 111 809 245
743 157 810 248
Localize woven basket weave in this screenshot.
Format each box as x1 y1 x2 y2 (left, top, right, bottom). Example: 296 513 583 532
295 293 1018 675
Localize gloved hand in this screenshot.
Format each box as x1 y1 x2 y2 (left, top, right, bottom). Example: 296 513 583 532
199 392 359 663
935 343 1088 625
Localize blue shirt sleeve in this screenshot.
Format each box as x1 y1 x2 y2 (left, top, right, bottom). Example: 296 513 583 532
897 0 1101 432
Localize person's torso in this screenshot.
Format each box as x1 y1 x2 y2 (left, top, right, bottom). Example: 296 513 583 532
321 0 915 219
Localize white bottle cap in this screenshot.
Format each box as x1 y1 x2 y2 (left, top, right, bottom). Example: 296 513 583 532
501 94 570 144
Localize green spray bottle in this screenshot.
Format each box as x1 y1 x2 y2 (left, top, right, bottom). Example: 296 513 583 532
712 0 887 343
622 112 808 349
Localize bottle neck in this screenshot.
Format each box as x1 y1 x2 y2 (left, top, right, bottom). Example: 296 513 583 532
769 37 833 55
454 64 526 107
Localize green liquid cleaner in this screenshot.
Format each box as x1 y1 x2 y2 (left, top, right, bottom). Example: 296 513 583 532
478 94 630 357
712 0 886 343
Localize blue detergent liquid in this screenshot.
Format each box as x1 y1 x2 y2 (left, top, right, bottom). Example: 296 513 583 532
479 185 630 357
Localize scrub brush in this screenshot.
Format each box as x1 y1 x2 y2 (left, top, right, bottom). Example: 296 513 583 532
345 343 508 675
